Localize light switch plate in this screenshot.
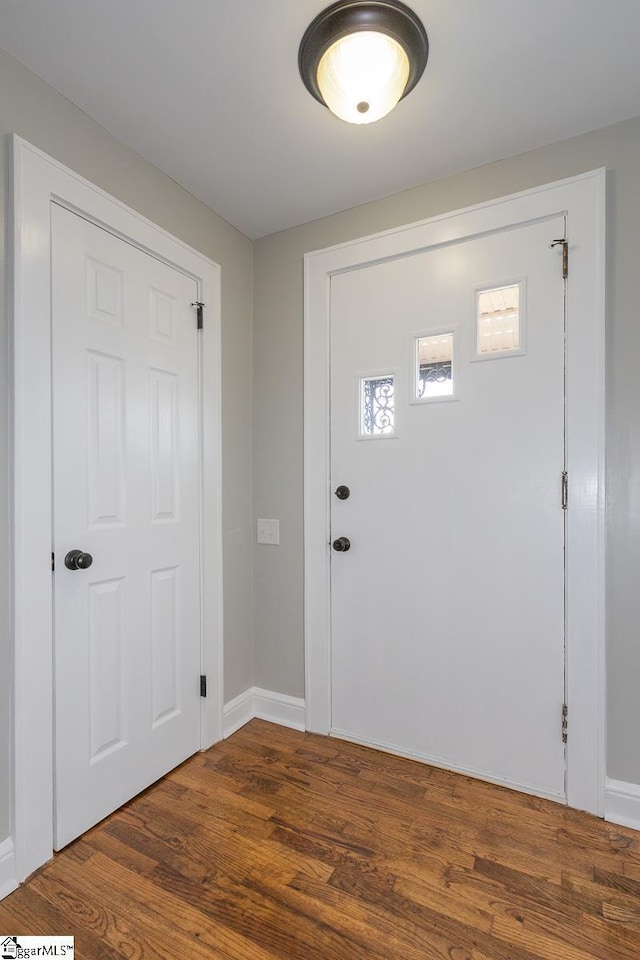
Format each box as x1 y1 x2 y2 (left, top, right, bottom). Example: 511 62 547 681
257 518 280 545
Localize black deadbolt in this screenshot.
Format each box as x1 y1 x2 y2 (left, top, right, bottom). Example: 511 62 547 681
64 549 93 571
335 485 351 500
332 537 351 552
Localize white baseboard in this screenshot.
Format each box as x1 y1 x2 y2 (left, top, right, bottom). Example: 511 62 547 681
223 688 256 738
223 687 306 738
253 688 306 731
605 778 640 831
0 837 17 901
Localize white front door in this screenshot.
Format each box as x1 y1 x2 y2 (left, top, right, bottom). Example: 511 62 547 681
52 204 202 848
330 216 567 801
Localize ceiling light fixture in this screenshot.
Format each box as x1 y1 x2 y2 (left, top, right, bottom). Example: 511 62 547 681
299 0 429 125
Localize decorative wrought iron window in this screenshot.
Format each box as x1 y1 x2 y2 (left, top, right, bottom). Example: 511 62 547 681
360 375 395 436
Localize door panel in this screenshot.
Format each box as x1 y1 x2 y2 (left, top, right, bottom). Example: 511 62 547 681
52 204 201 848
330 217 566 800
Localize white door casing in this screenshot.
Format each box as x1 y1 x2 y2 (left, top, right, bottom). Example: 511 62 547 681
304 170 606 816
330 217 566 801
9 136 223 884
52 206 203 848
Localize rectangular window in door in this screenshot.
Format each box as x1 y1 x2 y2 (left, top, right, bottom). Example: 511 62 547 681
359 373 396 438
412 329 458 403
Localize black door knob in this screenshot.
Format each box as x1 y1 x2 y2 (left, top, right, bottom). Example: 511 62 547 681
335 485 351 500
64 549 93 571
332 536 351 552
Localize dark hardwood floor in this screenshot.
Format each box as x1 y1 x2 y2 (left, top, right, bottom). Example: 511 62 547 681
2 719 640 958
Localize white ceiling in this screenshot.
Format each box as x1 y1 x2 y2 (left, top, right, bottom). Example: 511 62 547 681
1 1 640 238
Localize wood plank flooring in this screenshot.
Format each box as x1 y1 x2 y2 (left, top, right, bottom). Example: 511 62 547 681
2 720 640 959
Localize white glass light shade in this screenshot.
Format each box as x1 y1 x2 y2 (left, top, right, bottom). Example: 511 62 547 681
317 30 410 124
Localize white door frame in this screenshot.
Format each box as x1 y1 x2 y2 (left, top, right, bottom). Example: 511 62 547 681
8 135 224 885
304 169 606 817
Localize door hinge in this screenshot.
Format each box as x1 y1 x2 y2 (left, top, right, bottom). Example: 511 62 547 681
200 674 207 698
191 301 204 330
550 238 568 279
562 471 568 510
562 703 568 744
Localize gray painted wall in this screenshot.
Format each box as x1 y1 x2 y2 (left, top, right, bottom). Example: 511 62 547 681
253 115 640 786
0 50 254 844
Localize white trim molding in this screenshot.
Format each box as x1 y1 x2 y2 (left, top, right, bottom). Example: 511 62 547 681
254 689 306 731
8 135 224 889
304 169 606 818
223 689 256 738
224 688 306 738
0 839 17 901
605 779 640 832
